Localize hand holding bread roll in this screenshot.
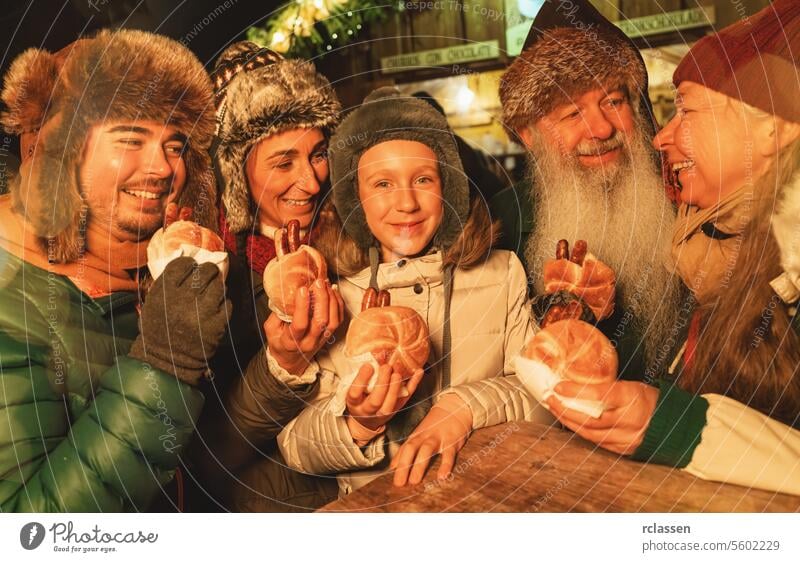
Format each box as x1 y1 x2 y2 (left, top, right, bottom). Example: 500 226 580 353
263 219 328 321
516 319 618 418
147 219 228 281
543 239 616 321
522 319 617 384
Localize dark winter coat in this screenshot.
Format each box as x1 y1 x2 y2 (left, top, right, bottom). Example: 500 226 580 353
186 235 320 510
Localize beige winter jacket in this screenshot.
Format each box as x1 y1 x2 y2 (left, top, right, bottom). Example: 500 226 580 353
277 249 553 495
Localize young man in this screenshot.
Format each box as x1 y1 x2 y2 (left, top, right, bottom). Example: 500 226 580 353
0 29 228 512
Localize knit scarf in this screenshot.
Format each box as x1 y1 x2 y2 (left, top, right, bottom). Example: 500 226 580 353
219 207 277 275
0 199 146 297
218 206 321 276
668 184 762 303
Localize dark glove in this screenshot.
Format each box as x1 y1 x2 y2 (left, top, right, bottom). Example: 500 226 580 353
130 256 231 385
531 291 596 327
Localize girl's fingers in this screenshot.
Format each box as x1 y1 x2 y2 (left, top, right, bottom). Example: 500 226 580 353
348 363 374 403
366 364 393 410
378 371 404 416
437 447 457 480
392 441 419 486
178 206 193 221
408 440 438 485
404 368 425 397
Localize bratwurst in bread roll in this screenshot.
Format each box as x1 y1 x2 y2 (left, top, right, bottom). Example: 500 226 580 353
263 219 328 320
345 288 430 384
543 239 616 322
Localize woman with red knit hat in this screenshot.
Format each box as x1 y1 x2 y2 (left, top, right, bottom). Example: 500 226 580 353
547 0 800 495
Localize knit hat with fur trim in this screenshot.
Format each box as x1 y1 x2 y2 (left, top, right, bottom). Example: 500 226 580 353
329 87 469 250
673 0 800 124
0 29 217 263
212 41 341 234
500 25 648 134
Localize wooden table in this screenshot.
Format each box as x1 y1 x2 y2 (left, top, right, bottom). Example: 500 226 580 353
321 422 800 512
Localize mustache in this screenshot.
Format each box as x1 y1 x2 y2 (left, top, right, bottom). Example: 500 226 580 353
119 179 174 192
573 131 625 157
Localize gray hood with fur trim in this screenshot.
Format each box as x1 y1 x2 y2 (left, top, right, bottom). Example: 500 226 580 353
329 87 469 250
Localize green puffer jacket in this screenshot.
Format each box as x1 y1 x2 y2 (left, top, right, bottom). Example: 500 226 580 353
0 248 204 512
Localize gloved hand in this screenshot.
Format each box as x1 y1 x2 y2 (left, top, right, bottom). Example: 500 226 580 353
129 256 231 385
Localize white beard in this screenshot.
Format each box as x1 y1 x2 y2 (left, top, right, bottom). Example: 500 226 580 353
523 122 683 369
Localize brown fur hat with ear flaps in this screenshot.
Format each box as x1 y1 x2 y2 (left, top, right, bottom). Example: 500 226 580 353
500 26 648 134
0 29 217 263
212 41 342 234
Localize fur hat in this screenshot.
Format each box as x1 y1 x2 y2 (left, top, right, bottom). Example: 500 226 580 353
0 29 217 263
500 26 647 134
213 42 342 233
329 87 470 250
674 0 800 124
499 0 650 136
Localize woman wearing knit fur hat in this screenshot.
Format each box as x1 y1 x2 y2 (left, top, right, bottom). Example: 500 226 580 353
546 0 800 495
274 87 552 499
192 42 346 511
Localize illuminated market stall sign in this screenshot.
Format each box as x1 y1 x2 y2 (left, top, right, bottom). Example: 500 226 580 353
381 40 500 74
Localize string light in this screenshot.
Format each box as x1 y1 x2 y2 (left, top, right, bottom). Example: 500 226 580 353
255 0 387 55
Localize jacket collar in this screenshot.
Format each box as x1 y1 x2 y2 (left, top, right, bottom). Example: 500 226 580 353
348 251 444 290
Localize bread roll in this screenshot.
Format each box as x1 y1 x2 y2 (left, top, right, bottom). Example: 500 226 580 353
263 244 327 318
147 220 228 281
543 253 616 321
154 220 224 253
522 319 617 384
344 305 430 378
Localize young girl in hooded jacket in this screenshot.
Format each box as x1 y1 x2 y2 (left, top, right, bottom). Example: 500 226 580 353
268 88 552 498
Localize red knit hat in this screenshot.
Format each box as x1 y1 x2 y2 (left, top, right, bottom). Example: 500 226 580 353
674 0 800 123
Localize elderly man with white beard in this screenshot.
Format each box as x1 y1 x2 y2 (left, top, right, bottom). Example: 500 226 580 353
491 0 684 381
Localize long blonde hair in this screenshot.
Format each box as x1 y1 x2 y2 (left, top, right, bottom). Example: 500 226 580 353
685 139 800 426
